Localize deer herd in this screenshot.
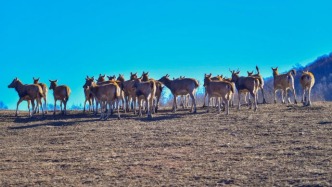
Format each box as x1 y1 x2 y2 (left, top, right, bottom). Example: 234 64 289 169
8 67 315 119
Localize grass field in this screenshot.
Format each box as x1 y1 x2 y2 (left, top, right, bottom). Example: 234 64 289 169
0 102 331 186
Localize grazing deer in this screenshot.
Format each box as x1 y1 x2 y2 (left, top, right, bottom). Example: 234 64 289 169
272 67 297 104
300 70 315 106
49 80 71 115
8 78 44 117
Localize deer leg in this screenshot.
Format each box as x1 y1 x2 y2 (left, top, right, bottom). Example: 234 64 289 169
253 92 257 111
292 88 297 104
83 99 87 113
238 93 241 110
63 100 67 115
138 99 142 117
261 87 267 104
207 95 211 113
307 88 312 106
281 90 285 104
104 101 111 120
53 99 57 115
226 98 230 115
274 89 277 104
247 92 251 106
302 88 306 105
285 89 291 104
38 98 44 116
172 95 177 113
116 99 121 119
44 96 48 114
147 96 152 118
217 97 221 114
189 92 196 113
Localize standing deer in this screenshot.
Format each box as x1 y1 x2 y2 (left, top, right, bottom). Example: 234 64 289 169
8 78 44 117
49 80 71 115
300 71 315 106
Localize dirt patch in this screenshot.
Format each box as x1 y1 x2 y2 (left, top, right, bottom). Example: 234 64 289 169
0 102 331 186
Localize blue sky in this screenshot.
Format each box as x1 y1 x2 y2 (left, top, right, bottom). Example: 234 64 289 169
1 0 332 109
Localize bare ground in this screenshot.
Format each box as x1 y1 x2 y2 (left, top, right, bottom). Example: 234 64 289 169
0 102 331 186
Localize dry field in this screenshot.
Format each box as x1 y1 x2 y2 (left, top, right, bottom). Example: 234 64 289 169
0 102 331 186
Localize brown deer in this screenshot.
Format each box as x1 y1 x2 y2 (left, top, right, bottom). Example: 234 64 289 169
33 77 48 114
272 67 297 104
230 70 259 111
247 66 267 104
141 71 163 113
158 74 199 113
300 71 315 106
49 80 71 115
8 78 44 117
83 77 121 120
83 76 95 113
132 78 156 118
204 74 234 115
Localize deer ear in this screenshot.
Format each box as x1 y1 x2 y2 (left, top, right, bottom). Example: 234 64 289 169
49 80 52 82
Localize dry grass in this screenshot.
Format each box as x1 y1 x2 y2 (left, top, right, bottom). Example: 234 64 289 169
0 102 331 186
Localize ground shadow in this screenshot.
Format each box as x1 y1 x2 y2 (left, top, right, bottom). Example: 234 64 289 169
8 118 99 130
318 121 332 125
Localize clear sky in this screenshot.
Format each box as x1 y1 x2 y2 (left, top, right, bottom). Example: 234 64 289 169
1 0 332 110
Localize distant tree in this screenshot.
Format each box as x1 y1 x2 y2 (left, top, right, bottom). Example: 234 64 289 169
70 104 83 110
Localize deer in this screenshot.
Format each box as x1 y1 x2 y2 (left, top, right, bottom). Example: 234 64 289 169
49 80 71 115
230 70 259 111
8 78 44 117
300 70 315 106
272 67 297 104
158 74 199 113
32 77 48 114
